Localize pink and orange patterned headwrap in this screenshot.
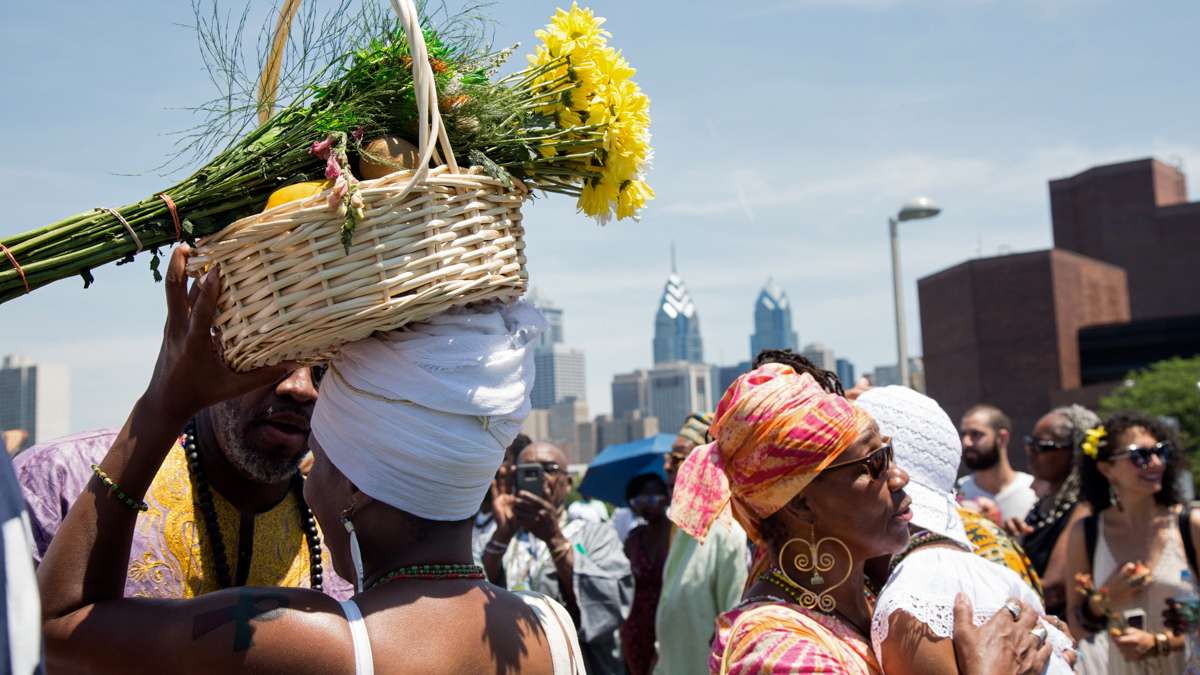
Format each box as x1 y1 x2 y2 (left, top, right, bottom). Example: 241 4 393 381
669 363 874 544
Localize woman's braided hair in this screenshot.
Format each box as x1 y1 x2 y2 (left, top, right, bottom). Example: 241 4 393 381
752 349 844 397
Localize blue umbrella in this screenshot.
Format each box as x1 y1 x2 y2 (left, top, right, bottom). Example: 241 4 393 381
577 433 675 505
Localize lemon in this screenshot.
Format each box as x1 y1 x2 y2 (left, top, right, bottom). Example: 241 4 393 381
264 180 333 211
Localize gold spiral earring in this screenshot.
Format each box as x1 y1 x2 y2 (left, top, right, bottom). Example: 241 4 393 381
775 520 853 613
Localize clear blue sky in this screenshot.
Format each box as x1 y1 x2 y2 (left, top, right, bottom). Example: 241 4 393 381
2 0 1197 432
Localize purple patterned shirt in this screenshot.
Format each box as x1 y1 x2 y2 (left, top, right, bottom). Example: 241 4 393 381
15 428 351 600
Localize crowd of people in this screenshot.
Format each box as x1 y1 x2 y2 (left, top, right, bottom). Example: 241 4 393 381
0 246 1196 674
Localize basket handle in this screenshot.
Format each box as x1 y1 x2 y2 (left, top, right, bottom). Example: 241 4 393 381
389 0 459 175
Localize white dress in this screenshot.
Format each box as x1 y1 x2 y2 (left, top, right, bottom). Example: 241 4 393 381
872 546 1074 674
1076 522 1196 675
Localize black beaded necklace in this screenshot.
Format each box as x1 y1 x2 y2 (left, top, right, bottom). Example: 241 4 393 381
1025 472 1080 532
183 423 324 591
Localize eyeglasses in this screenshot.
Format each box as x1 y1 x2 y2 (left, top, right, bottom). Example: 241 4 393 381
1105 442 1172 469
535 461 565 476
825 438 894 481
629 494 668 510
1024 436 1072 454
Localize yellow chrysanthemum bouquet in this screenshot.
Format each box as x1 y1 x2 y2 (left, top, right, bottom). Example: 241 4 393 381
526 4 654 222
0 1 651 303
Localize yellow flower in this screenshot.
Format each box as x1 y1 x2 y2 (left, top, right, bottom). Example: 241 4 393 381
1082 426 1107 460
616 179 654 220
578 180 614 221
528 3 654 222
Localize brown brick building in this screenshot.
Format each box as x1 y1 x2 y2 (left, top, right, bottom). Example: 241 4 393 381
1051 158 1200 320
919 157 1200 464
919 250 1129 451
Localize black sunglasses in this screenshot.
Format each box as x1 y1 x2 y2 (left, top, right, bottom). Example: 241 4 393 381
1106 442 1171 469
825 439 894 480
1024 436 1072 454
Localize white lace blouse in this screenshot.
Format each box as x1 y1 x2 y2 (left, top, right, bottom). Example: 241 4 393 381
872 546 1075 674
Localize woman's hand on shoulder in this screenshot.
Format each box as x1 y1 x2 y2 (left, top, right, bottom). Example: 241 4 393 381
951 594 1051 675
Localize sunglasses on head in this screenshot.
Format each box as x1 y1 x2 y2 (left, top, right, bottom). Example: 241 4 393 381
825 438 894 480
1106 442 1171 469
1024 436 1072 454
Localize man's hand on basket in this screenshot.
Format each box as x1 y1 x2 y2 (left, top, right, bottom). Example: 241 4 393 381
144 245 293 425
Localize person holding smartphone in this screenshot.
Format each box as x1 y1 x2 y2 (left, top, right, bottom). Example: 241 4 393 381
483 441 634 674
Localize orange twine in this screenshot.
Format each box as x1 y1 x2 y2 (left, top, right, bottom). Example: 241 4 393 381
158 193 182 241
0 243 30 293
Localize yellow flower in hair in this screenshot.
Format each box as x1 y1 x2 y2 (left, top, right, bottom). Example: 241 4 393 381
1082 426 1107 460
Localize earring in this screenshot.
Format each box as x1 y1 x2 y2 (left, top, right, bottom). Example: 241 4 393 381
1109 484 1123 512
342 508 365 594
807 523 825 587
775 520 853 613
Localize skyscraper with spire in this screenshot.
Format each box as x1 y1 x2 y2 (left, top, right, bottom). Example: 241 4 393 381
750 277 798 359
653 244 704 364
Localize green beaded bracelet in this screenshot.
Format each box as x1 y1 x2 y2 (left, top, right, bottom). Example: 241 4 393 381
91 464 149 512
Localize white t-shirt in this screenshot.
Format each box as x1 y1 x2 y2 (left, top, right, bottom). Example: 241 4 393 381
958 471 1037 521
873 546 1074 675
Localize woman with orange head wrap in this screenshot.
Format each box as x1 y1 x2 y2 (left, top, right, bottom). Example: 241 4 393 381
671 362 1057 675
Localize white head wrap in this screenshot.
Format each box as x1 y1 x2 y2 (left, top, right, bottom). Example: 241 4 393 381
311 300 546 521
856 386 971 547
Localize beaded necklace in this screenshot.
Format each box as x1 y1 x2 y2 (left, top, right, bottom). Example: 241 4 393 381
758 568 871 637
885 529 953 579
367 563 485 590
183 423 324 591
1025 472 1080 532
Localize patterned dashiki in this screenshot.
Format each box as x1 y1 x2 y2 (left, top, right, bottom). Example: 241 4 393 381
958 506 1043 598
711 599 882 675
15 428 351 599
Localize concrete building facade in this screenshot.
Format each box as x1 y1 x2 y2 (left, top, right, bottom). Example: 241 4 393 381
0 355 69 450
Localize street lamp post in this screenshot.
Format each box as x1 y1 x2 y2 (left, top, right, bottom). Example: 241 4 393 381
890 197 942 388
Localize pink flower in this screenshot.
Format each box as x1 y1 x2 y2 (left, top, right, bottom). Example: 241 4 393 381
310 136 334 159
325 154 342 180
327 177 350 210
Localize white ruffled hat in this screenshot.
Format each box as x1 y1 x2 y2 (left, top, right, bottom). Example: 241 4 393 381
856 386 970 547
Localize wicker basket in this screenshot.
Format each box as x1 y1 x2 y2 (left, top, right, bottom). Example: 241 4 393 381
187 0 528 371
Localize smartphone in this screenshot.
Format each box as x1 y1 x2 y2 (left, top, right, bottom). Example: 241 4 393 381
1122 608 1146 630
515 463 546 498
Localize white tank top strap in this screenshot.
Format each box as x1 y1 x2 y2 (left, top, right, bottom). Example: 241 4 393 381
338 599 375 675
516 591 585 675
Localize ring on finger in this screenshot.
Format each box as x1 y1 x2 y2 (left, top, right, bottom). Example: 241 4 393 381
1004 600 1022 620
1030 625 1048 646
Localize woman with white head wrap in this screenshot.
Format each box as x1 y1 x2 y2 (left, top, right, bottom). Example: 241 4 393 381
858 385 1077 675
38 247 584 675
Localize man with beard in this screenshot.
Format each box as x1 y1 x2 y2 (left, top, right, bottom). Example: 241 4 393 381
957 403 1037 522
15 365 351 599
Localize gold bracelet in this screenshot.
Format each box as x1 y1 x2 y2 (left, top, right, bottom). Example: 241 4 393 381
91 464 149 512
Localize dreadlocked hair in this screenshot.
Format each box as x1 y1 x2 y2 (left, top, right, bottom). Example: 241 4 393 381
1079 411 1183 512
753 349 845 397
